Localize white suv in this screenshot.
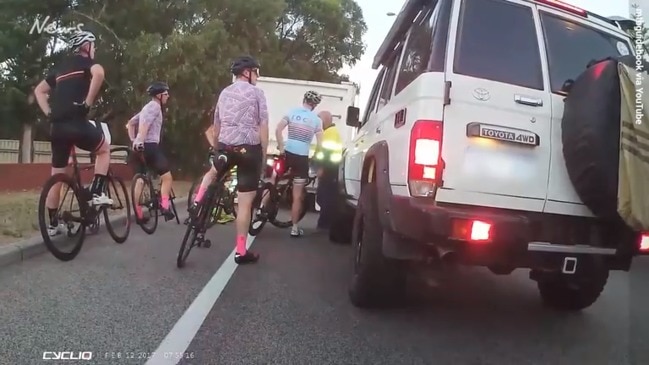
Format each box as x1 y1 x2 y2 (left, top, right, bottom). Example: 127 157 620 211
330 0 648 311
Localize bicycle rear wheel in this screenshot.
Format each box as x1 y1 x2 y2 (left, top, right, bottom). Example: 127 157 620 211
104 175 131 243
38 173 86 261
270 181 308 228
131 173 158 234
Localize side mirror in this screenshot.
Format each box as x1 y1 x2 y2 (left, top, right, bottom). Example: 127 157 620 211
346 106 360 127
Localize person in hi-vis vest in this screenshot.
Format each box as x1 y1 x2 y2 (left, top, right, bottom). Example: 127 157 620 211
312 111 343 229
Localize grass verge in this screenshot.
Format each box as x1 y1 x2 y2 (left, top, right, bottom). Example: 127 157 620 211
0 180 193 245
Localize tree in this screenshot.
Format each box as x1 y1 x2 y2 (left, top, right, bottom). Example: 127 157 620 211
0 0 367 174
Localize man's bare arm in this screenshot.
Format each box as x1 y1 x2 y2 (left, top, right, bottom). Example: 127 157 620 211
275 118 288 152
260 121 269 157
34 80 51 116
86 64 105 106
205 125 215 147
212 105 221 148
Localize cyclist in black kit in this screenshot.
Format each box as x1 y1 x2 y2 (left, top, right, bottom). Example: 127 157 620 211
33 30 113 237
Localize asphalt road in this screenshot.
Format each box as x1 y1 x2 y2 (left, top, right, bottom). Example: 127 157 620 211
0 208 648 365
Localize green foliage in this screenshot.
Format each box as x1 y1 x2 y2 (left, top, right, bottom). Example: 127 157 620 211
0 0 366 176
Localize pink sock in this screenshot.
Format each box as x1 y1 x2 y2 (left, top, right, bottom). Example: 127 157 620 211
236 234 246 255
135 205 143 218
161 195 170 209
194 185 207 204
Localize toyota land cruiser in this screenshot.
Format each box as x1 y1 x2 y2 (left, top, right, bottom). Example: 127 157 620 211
330 0 649 311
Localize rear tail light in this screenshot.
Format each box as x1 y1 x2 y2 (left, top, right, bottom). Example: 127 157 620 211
408 120 443 197
451 219 492 243
470 221 491 241
273 158 284 174
536 0 586 16
640 233 649 252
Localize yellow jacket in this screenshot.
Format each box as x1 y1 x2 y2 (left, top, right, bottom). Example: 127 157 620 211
312 124 343 163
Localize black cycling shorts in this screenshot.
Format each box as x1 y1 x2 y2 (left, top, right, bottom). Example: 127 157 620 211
216 143 262 193
50 120 105 168
285 151 309 182
130 143 170 176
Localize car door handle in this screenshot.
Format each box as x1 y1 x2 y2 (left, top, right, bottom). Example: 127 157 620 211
375 125 381 133
514 95 543 107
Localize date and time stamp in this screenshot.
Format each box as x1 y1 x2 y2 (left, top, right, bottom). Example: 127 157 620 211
102 351 195 360
41 350 195 361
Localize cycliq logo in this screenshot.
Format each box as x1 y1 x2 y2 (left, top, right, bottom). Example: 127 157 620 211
42 351 93 361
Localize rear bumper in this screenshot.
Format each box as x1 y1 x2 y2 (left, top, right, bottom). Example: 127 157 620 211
385 195 636 270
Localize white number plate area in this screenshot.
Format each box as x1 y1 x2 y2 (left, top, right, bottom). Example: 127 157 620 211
479 125 537 145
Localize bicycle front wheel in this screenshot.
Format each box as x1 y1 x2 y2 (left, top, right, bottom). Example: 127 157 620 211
104 175 131 243
177 187 214 268
38 173 86 261
131 173 158 234
249 182 275 236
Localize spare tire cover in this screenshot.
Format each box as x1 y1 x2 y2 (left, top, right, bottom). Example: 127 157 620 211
561 58 622 220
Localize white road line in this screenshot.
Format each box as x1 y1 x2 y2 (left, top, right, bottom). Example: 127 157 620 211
146 234 256 365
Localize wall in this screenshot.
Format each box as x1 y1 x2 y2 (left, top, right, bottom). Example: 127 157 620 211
0 139 128 164
0 163 135 191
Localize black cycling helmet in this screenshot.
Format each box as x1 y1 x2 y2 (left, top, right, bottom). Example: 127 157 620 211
230 55 260 76
147 81 169 96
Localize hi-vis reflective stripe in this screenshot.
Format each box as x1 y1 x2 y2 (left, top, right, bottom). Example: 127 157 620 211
56 70 85 82
321 140 342 151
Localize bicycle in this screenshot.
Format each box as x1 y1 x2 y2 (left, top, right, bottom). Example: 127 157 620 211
248 154 313 236
184 163 238 227
129 149 181 235
38 146 132 261
177 148 246 268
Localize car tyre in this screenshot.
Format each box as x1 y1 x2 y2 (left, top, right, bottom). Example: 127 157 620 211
348 181 406 308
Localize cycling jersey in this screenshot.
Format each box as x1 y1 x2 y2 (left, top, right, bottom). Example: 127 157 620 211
283 107 323 156
128 101 163 143
215 80 268 146
46 55 94 121
128 101 168 175
213 80 269 192
44 55 104 168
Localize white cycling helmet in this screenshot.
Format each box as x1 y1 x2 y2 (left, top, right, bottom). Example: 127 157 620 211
69 31 96 48
304 90 322 105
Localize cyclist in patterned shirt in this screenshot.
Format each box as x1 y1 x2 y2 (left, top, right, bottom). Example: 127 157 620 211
191 55 268 264
127 81 175 221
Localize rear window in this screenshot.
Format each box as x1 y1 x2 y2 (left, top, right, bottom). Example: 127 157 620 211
454 0 543 90
541 12 630 94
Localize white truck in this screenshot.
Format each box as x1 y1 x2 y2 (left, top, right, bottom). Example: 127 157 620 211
254 76 358 208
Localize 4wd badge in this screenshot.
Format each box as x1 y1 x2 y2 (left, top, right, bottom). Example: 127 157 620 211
466 122 539 146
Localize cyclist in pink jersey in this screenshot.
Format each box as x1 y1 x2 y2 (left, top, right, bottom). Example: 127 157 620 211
191 55 268 264
127 81 175 221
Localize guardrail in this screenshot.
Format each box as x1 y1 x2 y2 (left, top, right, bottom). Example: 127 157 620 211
0 139 129 164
